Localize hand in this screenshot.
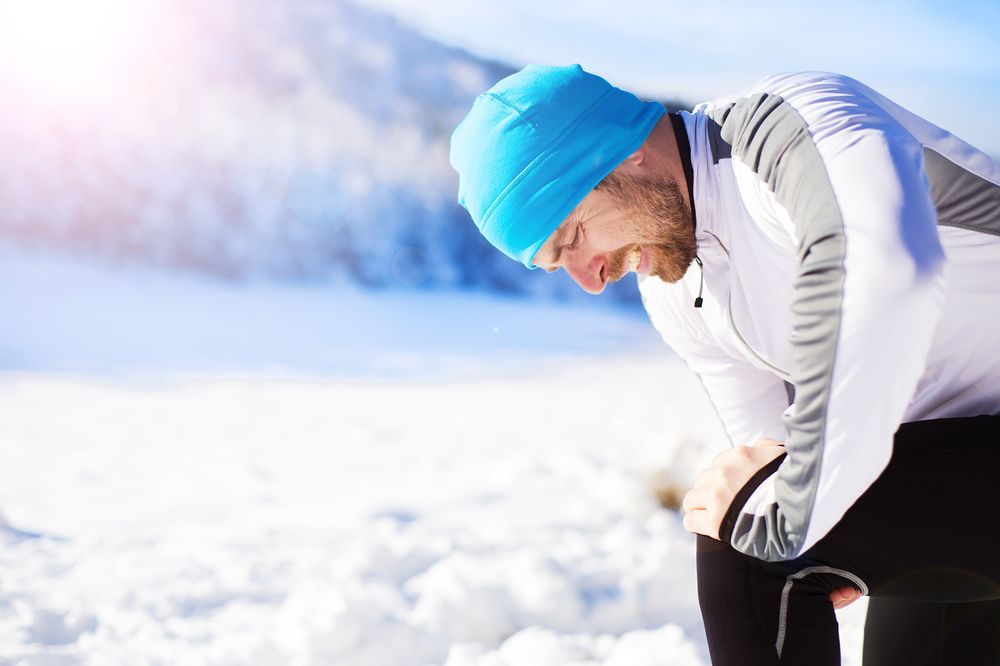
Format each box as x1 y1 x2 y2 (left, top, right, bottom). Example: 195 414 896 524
830 586 862 610
683 440 862 610
682 439 785 540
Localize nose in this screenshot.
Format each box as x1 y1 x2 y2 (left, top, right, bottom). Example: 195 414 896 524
563 252 607 294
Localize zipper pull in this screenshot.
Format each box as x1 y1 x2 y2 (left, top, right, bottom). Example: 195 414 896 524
693 256 704 308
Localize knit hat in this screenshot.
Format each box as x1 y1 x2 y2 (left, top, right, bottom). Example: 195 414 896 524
449 64 665 268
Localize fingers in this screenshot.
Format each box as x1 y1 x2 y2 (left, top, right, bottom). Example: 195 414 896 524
693 465 725 492
685 443 787 543
682 485 724 540
682 485 713 512
682 507 720 541
829 586 862 610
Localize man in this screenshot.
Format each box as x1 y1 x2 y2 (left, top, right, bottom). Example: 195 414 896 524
450 65 1000 665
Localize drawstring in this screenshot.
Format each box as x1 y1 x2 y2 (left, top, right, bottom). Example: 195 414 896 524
694 256 704 308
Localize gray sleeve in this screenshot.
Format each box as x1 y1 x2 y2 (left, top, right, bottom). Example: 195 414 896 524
711 75 948 561
707 92 847 560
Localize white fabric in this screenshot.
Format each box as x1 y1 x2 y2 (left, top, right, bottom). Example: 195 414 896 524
639 72 1000 555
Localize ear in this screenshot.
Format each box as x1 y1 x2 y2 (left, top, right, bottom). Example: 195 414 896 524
612 147 645 179
621 146 645 166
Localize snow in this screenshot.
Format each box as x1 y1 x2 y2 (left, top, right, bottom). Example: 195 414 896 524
0 247 649 378
0 251 868 664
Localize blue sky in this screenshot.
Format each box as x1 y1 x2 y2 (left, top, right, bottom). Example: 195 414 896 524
363 0 1000 157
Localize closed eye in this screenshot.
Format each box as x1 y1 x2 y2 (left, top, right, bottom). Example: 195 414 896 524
569 224 582 249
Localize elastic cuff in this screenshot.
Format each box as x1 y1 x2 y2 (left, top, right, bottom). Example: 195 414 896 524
719 452 787 544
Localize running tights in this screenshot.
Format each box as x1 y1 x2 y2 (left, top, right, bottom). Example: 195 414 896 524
696 415 1000 665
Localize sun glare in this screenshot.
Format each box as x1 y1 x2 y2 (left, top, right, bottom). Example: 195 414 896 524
0 0 150 101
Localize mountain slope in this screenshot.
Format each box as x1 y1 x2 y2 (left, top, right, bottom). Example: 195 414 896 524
0 0 681 303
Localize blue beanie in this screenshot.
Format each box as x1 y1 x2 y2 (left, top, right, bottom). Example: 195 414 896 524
449 64 665 268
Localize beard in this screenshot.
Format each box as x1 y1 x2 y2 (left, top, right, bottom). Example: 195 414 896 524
597 171 696 284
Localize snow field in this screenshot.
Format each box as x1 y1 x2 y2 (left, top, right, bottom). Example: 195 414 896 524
0 253 868 665
0 358 728 665
0 361 868 665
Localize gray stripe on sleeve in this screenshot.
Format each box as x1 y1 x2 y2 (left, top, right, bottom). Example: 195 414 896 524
706 93 847 561
924 147 1000 238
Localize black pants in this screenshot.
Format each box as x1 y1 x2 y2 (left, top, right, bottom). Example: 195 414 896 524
696 415 1000 665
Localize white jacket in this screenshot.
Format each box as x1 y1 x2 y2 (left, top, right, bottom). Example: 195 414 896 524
638 71 1000 561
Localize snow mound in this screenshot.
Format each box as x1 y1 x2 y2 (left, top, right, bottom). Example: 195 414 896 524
443 624 705 666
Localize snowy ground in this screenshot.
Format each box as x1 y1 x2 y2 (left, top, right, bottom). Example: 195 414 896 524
0 251 867 665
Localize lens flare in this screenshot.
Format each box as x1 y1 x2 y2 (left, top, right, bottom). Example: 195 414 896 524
0 0 150 102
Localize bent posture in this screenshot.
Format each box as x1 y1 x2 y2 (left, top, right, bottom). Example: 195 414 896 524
450 65 1000 664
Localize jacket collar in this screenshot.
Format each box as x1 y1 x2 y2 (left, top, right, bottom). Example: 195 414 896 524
669 112 698 236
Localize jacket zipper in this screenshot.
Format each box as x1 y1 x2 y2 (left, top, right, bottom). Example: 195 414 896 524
699 230 792 381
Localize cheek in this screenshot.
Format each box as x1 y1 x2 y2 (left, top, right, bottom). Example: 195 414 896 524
610 211 653 244
587 225 631 252
622 210 661 244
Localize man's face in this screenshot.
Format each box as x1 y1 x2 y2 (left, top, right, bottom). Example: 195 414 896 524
533 171 696 294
